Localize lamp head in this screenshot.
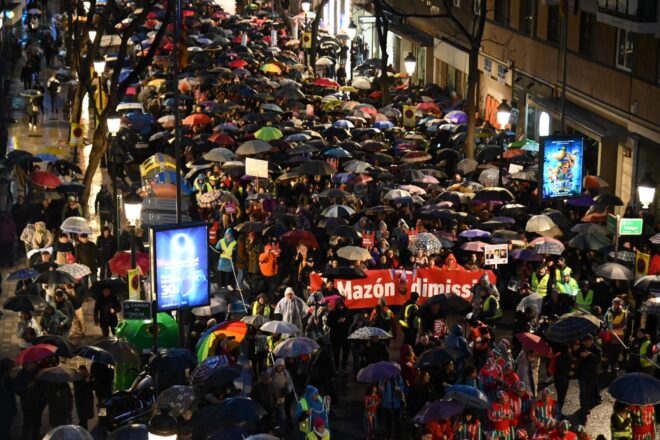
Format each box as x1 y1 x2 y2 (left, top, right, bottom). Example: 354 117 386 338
123 192 143 226
638 173 657 209
496 99 512 129
106 113 121 136
404 52 417 75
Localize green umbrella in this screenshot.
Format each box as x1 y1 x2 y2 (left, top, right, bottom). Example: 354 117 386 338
116 313 179 354
254 126 283 141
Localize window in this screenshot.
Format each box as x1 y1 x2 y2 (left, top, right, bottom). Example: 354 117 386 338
473 0 482 15
493 0 509 25
616 28 634 71
579 12 597 56
546 5 560 44
519 0 536 36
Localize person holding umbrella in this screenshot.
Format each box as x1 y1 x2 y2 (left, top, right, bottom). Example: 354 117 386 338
93 286 120 336
73 365 94 430
14 361 44 440
16 311 41 348
296 385 328 440
604 297 629 372
575 333 602 423
216 228 237 289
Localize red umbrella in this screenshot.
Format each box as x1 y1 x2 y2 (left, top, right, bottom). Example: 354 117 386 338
182 9 195 16
229 59 248 68
108 251 150 276
208 133 235 146
16 343 58 365
515 332 553 357
583 175 609 189
581 212 607 223
280 230 320 249
503 149 527 159
314 78 340 88
183 113 212 126
31 171 62 189
417 102 441 114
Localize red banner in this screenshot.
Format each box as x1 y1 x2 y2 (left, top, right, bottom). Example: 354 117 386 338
310 268 496 309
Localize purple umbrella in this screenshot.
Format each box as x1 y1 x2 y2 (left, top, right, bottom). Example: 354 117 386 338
492 216 516 224
332 172 356 184
445 110 468 125
566 195 595 207
510 248 543 262
459 229 491 239
414 400 465 423
357 361 401 383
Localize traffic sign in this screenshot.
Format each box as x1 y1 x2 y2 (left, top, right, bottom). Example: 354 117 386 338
122 300 151 320
619 218 643 235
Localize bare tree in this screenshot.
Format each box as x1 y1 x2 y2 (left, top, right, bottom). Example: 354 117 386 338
308 0 329 71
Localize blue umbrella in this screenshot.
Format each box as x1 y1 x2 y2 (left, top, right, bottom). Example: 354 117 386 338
566 195 595 207
73 346 116 366
333 119 354 128
331 172 355 184
285 133 311 142
373 120 394 130
459 229 490 239
445 385 490 409
217 397 266 422
37 153 59 163
324 147 352 158
6 268 39 280
216 122 239 132
510 249 543 262
153 348 196 371
357 361 401 383
608 373 660 405
414 400 465 423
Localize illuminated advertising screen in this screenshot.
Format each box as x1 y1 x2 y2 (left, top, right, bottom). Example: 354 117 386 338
151 223 210 311
539 136 584 200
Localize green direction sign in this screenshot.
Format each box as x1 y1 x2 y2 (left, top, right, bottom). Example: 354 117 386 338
607 214 618 234
619 218 643 235
122 300 151 320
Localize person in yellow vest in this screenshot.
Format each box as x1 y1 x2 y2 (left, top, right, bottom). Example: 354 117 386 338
557 270 579 296
531 265 551 297
251 293 272 318
399 292 420 346
306 416 330 440
478 288 502 327
215 228 237 289
296 385 328 440
627 327 655 376
611 401 633 440
266 332 282 367
604 297 628 372
554 257 572 280
575 280 594 312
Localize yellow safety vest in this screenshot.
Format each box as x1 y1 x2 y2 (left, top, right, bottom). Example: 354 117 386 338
220 239 236 260
639 340 653 368
576 289 594 309
532 273 550 297
399 303 419 329
299 398 311 433
252 302 271 317
607 309 628 337
483 295 502 320
306 429 330 440
612 413 632 439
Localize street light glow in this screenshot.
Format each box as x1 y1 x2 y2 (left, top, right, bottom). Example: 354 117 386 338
107 113 121 136
302 0 311 13
404 52 417 76
496 99 512 129
638 173 657 209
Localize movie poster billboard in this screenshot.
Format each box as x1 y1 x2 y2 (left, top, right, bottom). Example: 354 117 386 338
151 223 210 311
539 136 584 200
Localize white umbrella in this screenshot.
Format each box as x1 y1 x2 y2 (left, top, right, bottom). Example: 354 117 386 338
61 216 92 235
344 160 373 173
203 147 235 163
57 263 92 279
260 320 300 334
315 56 334 66
384 189 411 200
337 246 372 261
525 215 556 233
351 77 371 90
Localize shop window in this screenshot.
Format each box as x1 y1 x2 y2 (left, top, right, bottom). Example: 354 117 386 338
546 5 560 44
519 0 536 36
579 12 597 57
616 28 634 72
493 0 509 25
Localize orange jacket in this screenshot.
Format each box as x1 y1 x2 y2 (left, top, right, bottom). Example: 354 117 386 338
259 244 279 277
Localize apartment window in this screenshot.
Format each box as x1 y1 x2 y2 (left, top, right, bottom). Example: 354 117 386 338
519 0 536 36
546 5 560 43
473 0 482 16
616 28 634 71
578 12 597 56
493 0 509 26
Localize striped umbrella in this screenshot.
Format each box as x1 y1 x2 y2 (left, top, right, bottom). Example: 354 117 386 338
197 189 223 208
531 237 565 255
321 204 355 218
272 337 319 358
195 321 248 361
546 312 600 343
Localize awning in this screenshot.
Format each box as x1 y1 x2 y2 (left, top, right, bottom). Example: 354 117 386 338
529 96 628 142
383 12 434 47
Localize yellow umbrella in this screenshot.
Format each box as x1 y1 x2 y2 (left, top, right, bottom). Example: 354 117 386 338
339 86 358 93
147 78 166 87
260 63 282 74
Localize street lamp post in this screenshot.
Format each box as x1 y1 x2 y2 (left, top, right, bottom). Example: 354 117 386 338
106 113 121 247
302 0 310 68
496 99 512 130
148 411 178 440
404 52 417 88
123 192 143 295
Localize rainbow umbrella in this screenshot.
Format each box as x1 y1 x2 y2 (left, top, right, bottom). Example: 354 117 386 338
260 63 282 74
196 321 248 361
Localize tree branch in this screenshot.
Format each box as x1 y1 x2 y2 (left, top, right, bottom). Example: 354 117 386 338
380 0 450 18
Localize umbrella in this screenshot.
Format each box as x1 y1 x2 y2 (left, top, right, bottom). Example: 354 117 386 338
192 296 227 317
190 358 242 386
90 278 127 299
595 262 634 281
182 113 212 126
459 241 488 252
107 424 149 440
634 275 660 296
260 320 301 334
525 215 556 233
297 160 337 176
408 232 443 254
95 337 138 364
593 193 624 206
272 337 319 357
3 294 48 312
37 365 76 383
236 139 272 155
34 270 76 285
546 312 601 343
321 204 356 218
413 400 465 423
608 373 660 405
337 245 372 261
357 361 401 383
73 346 116 365
156 386 196 417
108 251 150 276
608 251 636 263
203 147 235 162
516 293 543 315
349 327 393 340
254 126 283 141
6 268 39 280
571 223 609 235
445 385 490 409
509 249 543 262
473 187 514 203
640 297 660 314
280 230 320 249
217 397 266 422
459 229 490 239
60 216 92 235
16 343 58 364
153 348 197 371
568 233 611 251
321 266 368 280
31 171 62 189
43 425 93 440
531 237 565 255
241 314 270 327
515 332 553 357
416 347 465 368
57 263 92 279
457 158 478 174
34 335 76 357
196 321 249 361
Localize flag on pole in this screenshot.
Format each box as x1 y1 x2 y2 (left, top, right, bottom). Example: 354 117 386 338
636 251 650 280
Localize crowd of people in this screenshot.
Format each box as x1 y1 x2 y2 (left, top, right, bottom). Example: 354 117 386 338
0 0 659 439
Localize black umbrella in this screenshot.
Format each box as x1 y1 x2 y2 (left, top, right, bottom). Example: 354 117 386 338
55 182 86 194
608 373 660 405
328 224 362 241
546 312 601 343
262 223 288 238
34 270 75 285
476 145 503 163
152 348 197 372
593 193 624 206
106 423 149 440
322 266 368 280
235 221 264 233
34 335 76 357
73 346 116 365
415 347 465 368
193 364 243 388
421 293 471 314
90 278 127 298
54 160 83 175
3 294 48 312
95 337 139 364
297 160 337 176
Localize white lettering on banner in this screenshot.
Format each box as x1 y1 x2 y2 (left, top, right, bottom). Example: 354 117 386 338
412 277 479 300
336 278 395 301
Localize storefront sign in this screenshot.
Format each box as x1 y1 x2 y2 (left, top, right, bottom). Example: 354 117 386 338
151 223 210 311
122 300 151 320
539 136 584 200
310 268 496 309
